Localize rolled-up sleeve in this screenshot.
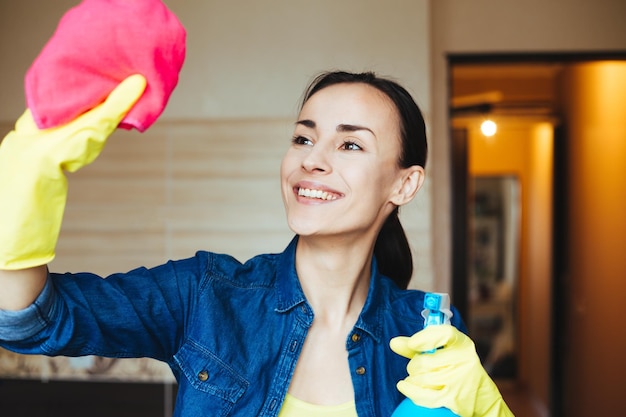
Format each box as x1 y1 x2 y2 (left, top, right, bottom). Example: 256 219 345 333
0 275 55 341
0 253 211 360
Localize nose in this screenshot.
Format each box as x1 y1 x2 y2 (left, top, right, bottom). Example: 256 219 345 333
301 142 332 173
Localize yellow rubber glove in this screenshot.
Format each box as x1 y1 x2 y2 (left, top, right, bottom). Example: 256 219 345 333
0 75 147 270
390 325 514 417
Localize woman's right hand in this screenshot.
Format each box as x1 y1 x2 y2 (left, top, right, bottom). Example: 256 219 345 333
0 75 146 272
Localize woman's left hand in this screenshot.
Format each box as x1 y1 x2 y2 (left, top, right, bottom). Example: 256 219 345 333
390 325 514 417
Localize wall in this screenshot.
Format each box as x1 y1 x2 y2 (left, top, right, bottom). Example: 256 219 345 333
0 0 433 121
51 119 295 275
559 62 626 417
0 0 435 287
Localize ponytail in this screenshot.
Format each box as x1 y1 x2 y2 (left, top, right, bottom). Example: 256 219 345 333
374 208 412 289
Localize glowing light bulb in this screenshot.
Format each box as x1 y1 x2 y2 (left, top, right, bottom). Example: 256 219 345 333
480 119 497 137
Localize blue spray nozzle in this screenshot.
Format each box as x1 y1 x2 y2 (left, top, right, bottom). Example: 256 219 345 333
421 292 452 327
421 293 452 353
424 292 444 311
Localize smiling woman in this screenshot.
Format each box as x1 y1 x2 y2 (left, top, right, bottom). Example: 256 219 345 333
280 73 427 410
0 70 511 417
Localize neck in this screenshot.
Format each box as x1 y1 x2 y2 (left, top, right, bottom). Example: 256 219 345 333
294 235 374 326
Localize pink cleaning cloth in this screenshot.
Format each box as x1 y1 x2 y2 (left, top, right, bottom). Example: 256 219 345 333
25 0 186 132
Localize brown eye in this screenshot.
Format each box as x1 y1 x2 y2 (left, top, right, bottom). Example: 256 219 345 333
341 141 362 151
292 136 313 146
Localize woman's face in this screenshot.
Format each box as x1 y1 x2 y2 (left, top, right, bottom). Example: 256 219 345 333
280 82 416 239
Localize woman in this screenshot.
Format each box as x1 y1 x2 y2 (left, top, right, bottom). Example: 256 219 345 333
0 71 511 416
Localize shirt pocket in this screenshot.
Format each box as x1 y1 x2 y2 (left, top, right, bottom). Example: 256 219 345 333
174 339 248 405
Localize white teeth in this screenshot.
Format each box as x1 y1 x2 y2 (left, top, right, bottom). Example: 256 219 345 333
298 187 337 200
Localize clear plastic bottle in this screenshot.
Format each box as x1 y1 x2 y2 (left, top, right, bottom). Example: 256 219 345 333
391 293 459 417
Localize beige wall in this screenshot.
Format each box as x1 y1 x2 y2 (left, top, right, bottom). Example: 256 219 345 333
0 0 432 120
49 119 295 275
0 1 435 284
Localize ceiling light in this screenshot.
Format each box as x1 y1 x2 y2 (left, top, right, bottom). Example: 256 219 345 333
481 119 497 137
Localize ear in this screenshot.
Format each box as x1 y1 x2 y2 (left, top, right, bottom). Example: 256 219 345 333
390 165 425 206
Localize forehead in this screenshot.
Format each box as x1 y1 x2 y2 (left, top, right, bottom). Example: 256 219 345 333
300 83 399 130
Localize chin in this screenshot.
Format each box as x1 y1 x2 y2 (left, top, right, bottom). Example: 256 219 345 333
287 222 317 237
286 215 326 237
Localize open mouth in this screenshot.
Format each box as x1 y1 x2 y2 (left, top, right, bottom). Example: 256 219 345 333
296 187 340 201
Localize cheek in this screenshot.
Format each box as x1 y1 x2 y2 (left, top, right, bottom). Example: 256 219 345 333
280 153 293 179
354 161 401 202
280 152 298 193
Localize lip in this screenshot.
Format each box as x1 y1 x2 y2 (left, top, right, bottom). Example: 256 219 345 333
293 181 343 203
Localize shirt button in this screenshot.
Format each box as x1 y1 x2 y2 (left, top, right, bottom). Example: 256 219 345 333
356 366 366 375
269 398 278 410
197 370 209 381
351 333 361 343
289 340 298 352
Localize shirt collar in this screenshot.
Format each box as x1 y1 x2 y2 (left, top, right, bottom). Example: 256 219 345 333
274 236 387 343
275 236 308 313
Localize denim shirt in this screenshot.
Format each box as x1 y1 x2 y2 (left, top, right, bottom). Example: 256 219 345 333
0 237 466 417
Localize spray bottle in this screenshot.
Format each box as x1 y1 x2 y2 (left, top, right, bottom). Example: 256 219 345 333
391 292 459 417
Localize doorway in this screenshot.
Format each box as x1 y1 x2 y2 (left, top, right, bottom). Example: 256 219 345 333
448 52 626 417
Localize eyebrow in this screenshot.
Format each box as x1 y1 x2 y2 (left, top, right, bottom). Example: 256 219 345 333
295 119 376 136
